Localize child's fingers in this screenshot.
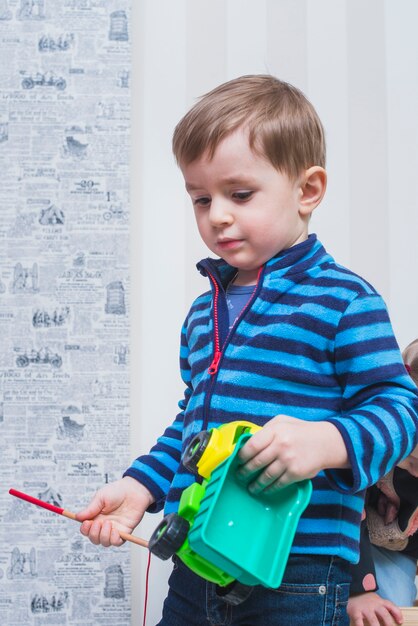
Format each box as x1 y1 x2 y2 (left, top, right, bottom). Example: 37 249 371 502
76 495 105 522
383 603 404 625
91 520 112 546
80 519 124 548
246 460 286 494
79 519 93 537
110 526 125 547
262 473 295 494
237 445 277 477
238 423 274 460
81 519 103 545
362 610 385 626
374 605 403 626
95 520 124 548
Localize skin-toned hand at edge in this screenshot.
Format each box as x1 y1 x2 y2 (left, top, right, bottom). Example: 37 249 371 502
397 443 418 477
347 592 403 626
76 476 154 547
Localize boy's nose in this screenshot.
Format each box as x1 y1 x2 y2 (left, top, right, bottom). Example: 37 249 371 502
209 200 233 227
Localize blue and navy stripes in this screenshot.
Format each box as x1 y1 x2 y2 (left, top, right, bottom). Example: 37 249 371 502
124 234 418 564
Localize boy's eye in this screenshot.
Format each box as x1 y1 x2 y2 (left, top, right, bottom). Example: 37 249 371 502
232 191 253 201
193 196 211 207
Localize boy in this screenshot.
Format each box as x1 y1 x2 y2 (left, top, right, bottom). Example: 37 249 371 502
77 75 418 625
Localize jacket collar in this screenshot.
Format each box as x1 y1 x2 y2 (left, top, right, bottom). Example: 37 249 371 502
197 234 331 289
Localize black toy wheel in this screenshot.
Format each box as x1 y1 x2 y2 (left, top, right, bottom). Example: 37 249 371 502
148 513 190 560
183 430 211 475
216 581 253 605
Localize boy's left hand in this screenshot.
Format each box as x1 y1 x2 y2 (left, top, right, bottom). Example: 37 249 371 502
237 414 349 494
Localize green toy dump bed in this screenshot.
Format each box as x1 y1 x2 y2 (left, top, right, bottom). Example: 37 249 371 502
187 433 312 588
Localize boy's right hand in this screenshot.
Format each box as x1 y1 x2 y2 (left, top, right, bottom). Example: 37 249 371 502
76 476 155 547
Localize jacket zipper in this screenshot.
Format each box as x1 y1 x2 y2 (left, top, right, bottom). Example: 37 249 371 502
207 266 263 376
207 270 221 375
202 266 263 433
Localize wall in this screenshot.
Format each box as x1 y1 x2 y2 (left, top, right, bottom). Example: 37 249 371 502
130 1 418 623
0 2 132 625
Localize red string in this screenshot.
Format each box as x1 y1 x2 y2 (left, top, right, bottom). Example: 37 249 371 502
142 551 151 626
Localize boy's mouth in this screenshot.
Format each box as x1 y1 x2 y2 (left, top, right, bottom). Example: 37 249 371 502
217 238 243 250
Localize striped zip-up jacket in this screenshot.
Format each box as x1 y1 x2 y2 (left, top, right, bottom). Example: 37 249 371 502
125 235 418 563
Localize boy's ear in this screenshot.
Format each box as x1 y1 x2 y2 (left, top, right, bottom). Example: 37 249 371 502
299 166 327 216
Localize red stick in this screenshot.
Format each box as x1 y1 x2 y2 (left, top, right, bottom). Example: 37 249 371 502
9 488 149 549
10 488 66 514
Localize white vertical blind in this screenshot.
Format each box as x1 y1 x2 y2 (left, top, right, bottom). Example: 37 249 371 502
385 0 418 347
131 2 418 622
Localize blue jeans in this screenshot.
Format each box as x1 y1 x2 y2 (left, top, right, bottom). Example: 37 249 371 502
372 545 417 606
156 555 351 626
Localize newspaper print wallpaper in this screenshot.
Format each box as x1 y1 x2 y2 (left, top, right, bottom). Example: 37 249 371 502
0 2 131 624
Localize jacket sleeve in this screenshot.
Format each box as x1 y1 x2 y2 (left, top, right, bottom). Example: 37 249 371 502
123 317 193 512
350 517 378 595
324 294 418 493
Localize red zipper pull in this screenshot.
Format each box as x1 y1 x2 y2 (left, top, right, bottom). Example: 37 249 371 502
208 350 221 375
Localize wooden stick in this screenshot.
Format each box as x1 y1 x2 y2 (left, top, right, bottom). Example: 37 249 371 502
9 488 149 549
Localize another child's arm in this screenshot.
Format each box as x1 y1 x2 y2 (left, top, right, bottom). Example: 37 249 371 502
347 592 403 626
76 476 154 547
347 516 403 626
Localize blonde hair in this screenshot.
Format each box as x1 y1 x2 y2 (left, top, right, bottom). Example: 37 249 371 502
172 74 326 180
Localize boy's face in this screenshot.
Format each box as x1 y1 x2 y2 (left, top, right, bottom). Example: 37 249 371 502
181 128 314 285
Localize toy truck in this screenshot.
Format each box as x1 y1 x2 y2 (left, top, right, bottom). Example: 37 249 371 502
149 421 312 604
